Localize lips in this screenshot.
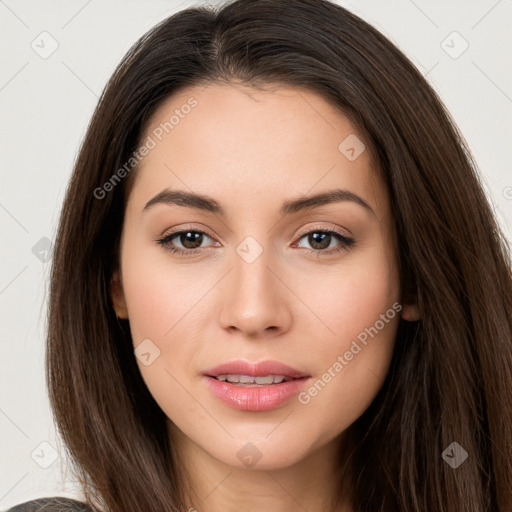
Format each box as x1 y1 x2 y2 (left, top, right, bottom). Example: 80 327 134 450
203 359 310 380
202 360 312 411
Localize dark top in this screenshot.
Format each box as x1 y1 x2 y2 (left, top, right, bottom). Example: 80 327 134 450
6 497 94 511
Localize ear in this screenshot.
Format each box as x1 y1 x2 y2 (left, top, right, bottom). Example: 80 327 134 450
401 293 421 322
110 270 129 319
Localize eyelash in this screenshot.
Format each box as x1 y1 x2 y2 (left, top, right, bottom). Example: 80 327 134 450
156 225 356 258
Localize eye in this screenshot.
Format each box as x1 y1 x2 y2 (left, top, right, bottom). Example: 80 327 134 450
294 228 355 256
156 228 217 257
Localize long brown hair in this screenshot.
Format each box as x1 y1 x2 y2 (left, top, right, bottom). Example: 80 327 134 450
46 0 512 510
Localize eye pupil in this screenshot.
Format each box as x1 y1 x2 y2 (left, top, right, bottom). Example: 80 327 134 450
309 232 330 250
181 231 203 249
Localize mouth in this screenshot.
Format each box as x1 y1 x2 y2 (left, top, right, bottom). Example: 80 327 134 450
202 359 311 411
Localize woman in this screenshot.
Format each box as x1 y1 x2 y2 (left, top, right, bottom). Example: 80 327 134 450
9 0 512 510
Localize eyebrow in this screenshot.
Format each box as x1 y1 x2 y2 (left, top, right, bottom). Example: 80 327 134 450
142 188 375 216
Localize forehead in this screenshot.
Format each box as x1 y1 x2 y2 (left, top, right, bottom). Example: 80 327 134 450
127 82 387 218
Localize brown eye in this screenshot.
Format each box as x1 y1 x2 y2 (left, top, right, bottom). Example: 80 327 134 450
157 229 216 256
173 231 205 249
295 229 355 255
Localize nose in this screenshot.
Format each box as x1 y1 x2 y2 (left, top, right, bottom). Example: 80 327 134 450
217 246 293 338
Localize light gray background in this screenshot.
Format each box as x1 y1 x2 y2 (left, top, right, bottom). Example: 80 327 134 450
1 0 511 508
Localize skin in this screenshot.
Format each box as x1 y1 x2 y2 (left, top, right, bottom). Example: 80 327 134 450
111 82 420 512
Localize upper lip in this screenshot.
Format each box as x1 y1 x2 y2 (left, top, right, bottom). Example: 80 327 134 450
203 360 310 379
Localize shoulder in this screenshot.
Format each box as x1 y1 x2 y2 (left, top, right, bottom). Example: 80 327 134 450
5 497 94 511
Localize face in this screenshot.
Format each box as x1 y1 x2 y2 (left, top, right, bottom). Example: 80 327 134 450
111 82 403 471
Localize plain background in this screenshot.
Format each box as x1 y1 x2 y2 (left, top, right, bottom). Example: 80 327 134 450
1 0 511 508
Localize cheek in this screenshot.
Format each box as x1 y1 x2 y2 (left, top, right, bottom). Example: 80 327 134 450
120 242 207 343
120 251 204 415
294 244 400 424
308 241 399 349
118 242 206 383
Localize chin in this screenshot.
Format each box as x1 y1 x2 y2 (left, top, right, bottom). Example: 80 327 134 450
204 436 315 471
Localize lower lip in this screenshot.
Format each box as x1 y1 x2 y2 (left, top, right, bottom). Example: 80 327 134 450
203 376 311 412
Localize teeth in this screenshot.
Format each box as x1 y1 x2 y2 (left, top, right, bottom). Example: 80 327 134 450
215 374 292 385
